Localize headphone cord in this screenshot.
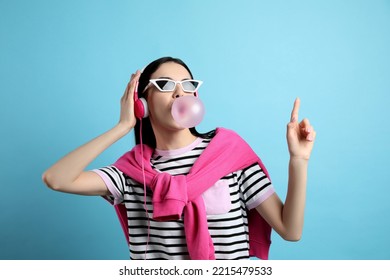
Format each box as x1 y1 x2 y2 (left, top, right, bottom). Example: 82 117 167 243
139 119 150 260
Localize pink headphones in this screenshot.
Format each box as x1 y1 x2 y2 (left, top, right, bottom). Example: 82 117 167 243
134 81 149 119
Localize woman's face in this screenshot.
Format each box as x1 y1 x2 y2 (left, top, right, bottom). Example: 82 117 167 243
146 62 194 131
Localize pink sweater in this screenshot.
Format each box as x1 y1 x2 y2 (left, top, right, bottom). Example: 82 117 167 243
113 127 272 260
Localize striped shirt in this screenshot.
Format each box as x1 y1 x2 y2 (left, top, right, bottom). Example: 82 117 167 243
93 137 275 260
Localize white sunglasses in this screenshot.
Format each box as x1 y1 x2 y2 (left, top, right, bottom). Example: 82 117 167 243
143 78 203 93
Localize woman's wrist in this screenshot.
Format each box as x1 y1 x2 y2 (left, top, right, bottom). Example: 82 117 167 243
115 122 133 137
289 156 309 168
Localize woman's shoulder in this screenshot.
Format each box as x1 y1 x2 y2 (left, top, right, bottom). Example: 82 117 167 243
214 127 245 140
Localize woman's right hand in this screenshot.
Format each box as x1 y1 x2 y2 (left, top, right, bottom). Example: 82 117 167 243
118 70 141 131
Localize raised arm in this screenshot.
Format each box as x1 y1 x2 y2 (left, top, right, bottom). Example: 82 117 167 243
42 71 141 196
256 98 316 241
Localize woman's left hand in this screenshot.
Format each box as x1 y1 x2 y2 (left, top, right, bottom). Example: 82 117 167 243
286 98 316 160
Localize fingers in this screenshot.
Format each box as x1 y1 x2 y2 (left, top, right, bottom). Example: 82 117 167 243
299 118 315 142
287 98 316 142
123 70 141 101
290 97 300 123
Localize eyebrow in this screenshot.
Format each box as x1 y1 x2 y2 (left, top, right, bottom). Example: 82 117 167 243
157 76 191 81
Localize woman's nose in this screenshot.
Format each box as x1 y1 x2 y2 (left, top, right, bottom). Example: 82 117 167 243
173 84 185 98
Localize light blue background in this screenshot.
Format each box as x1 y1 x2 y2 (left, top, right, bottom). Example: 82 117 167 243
1 0 389 260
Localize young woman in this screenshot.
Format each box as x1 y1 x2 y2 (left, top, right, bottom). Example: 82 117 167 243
42 56 316 260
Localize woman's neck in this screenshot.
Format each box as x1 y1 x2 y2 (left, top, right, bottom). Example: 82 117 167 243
153 127 198 150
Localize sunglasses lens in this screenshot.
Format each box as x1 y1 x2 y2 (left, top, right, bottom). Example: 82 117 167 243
155 80 175 91
182 80 199 92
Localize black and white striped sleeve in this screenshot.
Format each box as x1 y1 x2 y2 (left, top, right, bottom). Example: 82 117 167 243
238 162 275 210
91 166 126 205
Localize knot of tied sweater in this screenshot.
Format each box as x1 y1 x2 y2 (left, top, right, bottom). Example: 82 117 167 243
149 172 215 260
150 173 188 221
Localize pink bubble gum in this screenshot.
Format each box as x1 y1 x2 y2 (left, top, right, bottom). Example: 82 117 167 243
171 95 205 128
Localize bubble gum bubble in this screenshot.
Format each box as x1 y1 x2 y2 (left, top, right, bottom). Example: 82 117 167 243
171 95 205 128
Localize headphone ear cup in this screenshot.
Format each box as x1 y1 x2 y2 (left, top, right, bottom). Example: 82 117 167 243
134 97 149 119
133 80 148 119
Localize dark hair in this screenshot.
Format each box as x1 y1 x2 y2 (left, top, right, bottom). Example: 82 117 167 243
134 56 215 148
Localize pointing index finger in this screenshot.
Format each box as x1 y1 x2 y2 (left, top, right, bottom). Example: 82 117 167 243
290 97 300 122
